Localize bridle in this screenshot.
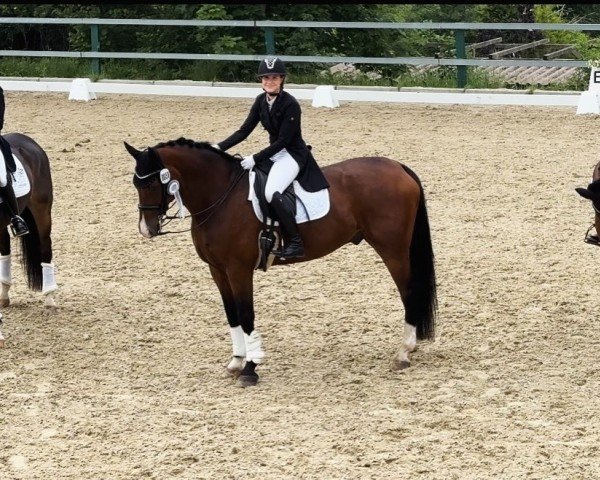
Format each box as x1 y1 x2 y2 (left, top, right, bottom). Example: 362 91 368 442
134 165 246 236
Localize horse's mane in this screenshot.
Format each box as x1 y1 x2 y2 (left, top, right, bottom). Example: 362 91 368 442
152 137 239 164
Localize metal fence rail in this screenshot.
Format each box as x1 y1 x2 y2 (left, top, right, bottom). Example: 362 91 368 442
0 18 596 86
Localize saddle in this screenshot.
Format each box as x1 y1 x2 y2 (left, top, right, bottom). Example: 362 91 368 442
252 163 297 272
0 136 16 174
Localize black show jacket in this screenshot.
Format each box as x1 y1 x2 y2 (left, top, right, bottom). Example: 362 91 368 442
218 90 329 192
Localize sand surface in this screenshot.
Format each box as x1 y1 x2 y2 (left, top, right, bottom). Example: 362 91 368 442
0 91 599 479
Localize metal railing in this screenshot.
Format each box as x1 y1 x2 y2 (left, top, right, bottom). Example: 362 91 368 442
0 18 596 86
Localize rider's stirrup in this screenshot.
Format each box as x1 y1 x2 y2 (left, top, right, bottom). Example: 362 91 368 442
10 215 29 237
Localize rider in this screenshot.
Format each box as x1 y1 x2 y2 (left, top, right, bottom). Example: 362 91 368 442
0 86 28 237
213 57 329 258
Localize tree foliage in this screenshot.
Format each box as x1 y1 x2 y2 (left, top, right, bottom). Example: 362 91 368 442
0 4 598 81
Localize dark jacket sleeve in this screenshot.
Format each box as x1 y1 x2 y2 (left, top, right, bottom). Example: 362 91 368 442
217 95 261 151
253 100 302 164
0 87 5 132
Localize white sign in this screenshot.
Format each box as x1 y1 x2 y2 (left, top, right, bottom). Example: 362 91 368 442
588 67 600 93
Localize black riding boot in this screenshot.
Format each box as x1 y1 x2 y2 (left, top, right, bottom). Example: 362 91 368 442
0 137 27 237
270 191 304 259
0 182 28 237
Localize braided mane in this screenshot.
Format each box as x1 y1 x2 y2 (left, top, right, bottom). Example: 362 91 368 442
153 137 239 163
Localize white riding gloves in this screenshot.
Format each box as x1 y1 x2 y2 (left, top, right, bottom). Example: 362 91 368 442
241 155 255 170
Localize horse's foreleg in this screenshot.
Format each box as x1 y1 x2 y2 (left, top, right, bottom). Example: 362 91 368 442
0 312 4 347
227 264 263 387
0 254 11 307
0 228 11 307
209 265 245 377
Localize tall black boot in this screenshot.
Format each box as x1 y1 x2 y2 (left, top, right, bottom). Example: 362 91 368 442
0 181 28 237
0 137 27 237
270 191 304 259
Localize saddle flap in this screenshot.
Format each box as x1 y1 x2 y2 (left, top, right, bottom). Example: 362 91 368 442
252 166 296 224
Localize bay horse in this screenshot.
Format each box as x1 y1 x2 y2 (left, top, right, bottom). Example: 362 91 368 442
575 160 600 246
126 138 437 387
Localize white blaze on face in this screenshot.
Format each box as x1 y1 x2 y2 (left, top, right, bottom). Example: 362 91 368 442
139 215 153 238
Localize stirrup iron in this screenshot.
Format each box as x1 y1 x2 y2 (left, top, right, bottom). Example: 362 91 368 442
10 216 29 237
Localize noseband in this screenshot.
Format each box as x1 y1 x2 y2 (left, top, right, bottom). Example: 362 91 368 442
135 168 171 213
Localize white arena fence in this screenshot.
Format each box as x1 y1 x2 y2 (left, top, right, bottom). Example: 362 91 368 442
0 77 585 108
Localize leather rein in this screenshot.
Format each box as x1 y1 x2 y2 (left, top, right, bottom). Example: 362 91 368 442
135 164 246 235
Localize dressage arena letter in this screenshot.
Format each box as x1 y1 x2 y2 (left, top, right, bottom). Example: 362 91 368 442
576 67 600 114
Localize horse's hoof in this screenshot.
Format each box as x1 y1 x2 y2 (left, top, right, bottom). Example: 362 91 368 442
44 295 57 309
225 356 245 378
236 373 259 388
391 358 411 371
0 298 9 308
225 366 243 379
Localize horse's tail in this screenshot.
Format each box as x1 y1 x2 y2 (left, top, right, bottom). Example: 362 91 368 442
402 165 437 340
19 207 43 291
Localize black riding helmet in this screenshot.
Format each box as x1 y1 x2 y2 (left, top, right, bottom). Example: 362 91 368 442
257 57 287 78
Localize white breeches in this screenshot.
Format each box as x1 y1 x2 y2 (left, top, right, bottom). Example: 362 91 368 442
264 149 299 203
0 149 8 187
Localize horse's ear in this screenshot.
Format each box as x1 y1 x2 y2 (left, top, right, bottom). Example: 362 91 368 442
124 141 141 160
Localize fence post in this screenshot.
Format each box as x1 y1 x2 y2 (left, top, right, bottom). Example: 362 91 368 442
264 27 275 55
454 29 467 88
90 24 100 75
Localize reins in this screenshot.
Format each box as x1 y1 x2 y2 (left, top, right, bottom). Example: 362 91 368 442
181 166 246 230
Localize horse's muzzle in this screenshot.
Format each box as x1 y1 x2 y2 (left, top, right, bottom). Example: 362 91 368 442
139 215 161 238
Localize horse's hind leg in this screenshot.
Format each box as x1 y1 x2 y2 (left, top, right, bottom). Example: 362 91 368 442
379 254 418 371
29 204 57 308
0 227 11 307
366 233 417 370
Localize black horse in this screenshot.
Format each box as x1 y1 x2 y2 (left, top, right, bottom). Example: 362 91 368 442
576 160 600 246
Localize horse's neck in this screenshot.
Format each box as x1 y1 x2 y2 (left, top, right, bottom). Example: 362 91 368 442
175 149 238 210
